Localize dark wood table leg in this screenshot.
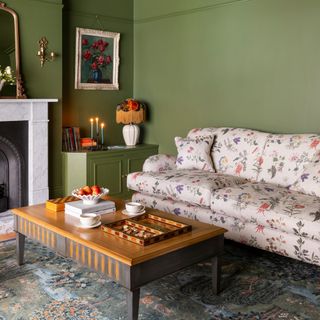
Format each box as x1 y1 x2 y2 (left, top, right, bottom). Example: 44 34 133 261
212 255 221 294
127 288 140 320
16 232 26 266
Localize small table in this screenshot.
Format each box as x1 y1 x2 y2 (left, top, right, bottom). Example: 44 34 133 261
12 197 226 320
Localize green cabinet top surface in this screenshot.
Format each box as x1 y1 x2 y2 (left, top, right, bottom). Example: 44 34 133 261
62 144 158 157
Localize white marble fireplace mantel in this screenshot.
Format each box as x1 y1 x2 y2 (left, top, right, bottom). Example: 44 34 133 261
0 99 58 205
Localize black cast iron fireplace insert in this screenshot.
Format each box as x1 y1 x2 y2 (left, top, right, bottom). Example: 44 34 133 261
0 121 28 212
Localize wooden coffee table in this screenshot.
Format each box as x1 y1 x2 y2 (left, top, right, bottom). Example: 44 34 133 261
12 197 226 320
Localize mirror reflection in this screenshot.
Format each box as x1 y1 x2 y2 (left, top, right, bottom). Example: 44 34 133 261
0 9 16 96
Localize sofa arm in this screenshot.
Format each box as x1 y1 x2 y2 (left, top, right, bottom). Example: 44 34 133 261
143 154 177 172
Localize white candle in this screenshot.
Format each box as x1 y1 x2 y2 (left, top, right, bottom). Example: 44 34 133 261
101 123 105 145
95 117 99 135
90 118 94 139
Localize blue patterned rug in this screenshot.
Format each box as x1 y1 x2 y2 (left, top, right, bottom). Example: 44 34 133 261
0 239 319 320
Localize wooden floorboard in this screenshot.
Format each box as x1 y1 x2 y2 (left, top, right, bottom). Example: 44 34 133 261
0 232 16 242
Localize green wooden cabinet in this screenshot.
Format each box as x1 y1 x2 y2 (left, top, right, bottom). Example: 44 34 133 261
62 144 158 199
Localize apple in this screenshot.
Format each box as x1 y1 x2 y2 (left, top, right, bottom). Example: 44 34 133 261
77 189 85 196
91 185 101 195
82 185 92 195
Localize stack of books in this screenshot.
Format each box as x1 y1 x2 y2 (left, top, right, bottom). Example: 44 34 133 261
63 127 81 152
80 137 97 149
65 200 116 218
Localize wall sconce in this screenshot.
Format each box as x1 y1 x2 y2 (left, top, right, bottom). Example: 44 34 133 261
37 37 56 67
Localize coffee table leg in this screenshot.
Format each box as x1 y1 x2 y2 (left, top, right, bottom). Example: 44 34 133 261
16 232 25 265
212 256 221 294
127 288 140 320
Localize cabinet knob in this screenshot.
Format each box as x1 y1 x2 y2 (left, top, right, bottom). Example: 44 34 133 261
121 174 128 178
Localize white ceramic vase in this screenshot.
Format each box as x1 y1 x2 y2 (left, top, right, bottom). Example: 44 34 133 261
123 124 140 146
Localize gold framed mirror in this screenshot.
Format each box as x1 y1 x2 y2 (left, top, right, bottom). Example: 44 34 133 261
0 2 26 98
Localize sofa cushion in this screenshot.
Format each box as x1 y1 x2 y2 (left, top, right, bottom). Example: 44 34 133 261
127 169 247 208
175 136 214 172
211 182 320 241
188 127 269 180
187 127 219 140
133 192 320 265
257 134 320 187
143 154 177 172
290 156 320 197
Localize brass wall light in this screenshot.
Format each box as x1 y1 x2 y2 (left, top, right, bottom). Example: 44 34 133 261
37 37 56 67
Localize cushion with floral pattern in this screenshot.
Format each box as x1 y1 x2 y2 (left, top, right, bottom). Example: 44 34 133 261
175 136 215 172
290 157 320 197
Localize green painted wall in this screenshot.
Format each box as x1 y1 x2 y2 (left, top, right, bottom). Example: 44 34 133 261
6 0 320 198
134 0 320 154
5 0 63 197
63 0 134 145
3 0 133 198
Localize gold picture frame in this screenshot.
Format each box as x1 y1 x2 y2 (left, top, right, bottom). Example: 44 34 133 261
75 27 120 90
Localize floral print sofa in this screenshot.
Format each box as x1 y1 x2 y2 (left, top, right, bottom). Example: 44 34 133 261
127 128 320 266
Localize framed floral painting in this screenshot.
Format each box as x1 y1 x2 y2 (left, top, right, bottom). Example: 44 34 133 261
75 28 120 90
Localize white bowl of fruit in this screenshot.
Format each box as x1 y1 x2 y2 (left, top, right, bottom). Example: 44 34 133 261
71 185 109 205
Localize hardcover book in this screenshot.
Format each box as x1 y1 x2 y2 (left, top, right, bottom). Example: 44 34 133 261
64 200 116 214
65 206 116 218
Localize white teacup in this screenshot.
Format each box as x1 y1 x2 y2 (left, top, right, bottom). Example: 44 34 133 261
125 201 145 214
79 213 101 226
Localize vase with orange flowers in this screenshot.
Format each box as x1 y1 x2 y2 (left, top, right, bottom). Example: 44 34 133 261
116 99 146 146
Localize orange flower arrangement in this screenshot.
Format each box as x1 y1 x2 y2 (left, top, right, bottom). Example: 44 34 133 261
116 98 146 124
117 98 144 112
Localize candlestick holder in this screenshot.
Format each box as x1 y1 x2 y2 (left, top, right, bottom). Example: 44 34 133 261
88 130 108 151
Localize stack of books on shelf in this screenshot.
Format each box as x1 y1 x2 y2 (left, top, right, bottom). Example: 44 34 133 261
65 200 116 218
63 127 81 152
80 137 97 149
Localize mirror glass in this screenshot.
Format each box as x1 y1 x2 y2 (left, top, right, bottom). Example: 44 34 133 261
0 9 16 97
0 2 26 98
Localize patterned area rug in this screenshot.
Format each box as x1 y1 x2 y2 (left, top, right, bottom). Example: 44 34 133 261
0 239 319 320
0 211 13 235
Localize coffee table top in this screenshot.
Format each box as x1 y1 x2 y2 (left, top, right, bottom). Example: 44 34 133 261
12 197 226 266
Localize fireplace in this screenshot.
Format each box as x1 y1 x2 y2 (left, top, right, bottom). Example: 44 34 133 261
0 121 28 212
0 99 57 237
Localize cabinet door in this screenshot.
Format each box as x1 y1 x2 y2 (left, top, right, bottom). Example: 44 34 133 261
88 156 125 197
126 149 157 174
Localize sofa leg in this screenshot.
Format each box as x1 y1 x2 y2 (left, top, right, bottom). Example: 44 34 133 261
212 256 221 294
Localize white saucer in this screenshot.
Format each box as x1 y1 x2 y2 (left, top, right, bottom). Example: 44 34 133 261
122 209 146 216
77 221 101 229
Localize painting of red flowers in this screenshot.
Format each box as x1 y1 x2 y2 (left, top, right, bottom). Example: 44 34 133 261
75 28 120 90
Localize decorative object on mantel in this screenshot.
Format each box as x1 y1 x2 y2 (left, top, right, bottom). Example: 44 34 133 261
0 66 15 94
116 98 146 146
0 2 26 98
36 37 56 67
75 27 120 90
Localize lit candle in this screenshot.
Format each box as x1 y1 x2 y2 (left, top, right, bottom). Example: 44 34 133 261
101 123 105 145
90 118 94 139
95 117 99 135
